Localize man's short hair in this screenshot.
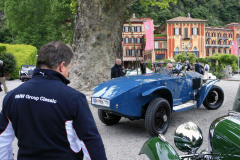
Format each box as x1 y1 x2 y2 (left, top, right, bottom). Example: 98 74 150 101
37 41 73 69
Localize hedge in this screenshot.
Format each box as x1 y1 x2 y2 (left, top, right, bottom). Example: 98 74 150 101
0 43 37 79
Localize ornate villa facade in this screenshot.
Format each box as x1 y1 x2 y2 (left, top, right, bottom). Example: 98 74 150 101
122 15 240 67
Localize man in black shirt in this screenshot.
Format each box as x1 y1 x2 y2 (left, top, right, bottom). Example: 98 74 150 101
111 58 124 79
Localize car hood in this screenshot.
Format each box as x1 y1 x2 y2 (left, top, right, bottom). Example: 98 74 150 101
92 73 170 99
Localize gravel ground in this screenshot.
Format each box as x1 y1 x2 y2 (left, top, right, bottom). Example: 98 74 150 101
0 79 239 160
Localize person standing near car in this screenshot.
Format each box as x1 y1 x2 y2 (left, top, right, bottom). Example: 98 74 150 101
0 60 8 94
204 63 210 79
111 58 124 78
140 60 146 74
0 41 107 160
175 59 182 72
195 60 202 74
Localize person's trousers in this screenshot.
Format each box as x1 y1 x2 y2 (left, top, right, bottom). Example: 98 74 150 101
0 76 8 94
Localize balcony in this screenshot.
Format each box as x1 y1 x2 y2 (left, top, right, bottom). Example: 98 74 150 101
182 37 191 40
206 36 212 39
205 44 230 48
218 36 229 40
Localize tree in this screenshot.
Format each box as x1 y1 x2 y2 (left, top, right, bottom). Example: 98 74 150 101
4 0 74 49
70 0 176 90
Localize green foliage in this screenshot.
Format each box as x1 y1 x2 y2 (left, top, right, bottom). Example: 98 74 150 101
4 0 74 49
174 52 197 63
131 0 240 26
0 43 37 79
0 46 6 54
0 52 16 74
70 0 78 14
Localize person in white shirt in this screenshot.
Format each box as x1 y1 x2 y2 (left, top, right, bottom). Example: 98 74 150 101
175 59 182 71
204 63 210 79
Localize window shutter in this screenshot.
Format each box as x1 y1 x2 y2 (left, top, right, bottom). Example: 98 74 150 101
179 28 181 35
197 28 199 35
191 28 193 36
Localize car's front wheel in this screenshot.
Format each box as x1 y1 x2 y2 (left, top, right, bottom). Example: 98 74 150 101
145 98 171 136
203 85 224 110
98 110 121 125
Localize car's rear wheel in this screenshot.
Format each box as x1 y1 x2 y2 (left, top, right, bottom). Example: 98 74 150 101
145 98 171 136
203 85 224 110
98 110 121 125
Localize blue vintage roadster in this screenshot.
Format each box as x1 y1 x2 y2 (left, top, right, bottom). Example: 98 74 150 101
91 71 224 136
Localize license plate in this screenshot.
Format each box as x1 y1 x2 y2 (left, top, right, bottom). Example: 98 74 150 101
92 98 110 107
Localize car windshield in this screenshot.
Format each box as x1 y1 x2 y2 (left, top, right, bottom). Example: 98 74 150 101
22 65 35 70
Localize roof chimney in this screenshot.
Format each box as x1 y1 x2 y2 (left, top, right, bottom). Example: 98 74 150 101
132 13 136 19
187 13 191 18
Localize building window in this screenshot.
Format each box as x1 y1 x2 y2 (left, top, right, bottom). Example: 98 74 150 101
238 28 239 31
124 38 129 43
218 48 221 53
137 49 142 56
237 34 239 38
154 42 159 49
131 49 135 56
206 32 209 36
218 32 221 37
213 49 215 54
184 47 188 52
131 38 135 43
131 26 135 32
136 38 142 43
212 32 215 37
229 33 232 38
124 27 129 32
224 49 226 54
206 40 209 44
136 26 141 32
174 28 181 35
223 40 227 45
162 41 167 49
229 40 231 45
218 40 221 45
206 50 209 56
184 28 188 38
192 28 199 35
126 49 130 56
229 50 231 54
212 40 215 44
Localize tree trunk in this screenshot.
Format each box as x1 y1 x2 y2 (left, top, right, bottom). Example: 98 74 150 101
70 0 136 90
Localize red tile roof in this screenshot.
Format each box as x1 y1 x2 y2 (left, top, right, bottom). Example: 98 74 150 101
166 16 207 22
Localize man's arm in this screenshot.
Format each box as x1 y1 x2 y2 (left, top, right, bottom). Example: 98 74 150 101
0 111 15 160
72 93 107 160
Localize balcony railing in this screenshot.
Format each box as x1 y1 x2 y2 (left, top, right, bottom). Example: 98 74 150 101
205 44 230 48
206 36 212 39
182 37 191 40
218 36 229 40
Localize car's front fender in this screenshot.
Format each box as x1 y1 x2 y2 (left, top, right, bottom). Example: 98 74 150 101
139 136 180 160
196 79 220 108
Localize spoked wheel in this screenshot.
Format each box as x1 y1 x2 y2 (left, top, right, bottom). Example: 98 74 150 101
145 98 171 136
98 109 121 125
203 85 224 110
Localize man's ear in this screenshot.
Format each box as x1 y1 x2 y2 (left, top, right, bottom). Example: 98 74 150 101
59 61 65 73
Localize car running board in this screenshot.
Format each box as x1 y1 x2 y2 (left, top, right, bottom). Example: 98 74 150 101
173 102 195 112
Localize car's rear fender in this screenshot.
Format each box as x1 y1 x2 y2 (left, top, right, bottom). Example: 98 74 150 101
142 86 173 112
196 79 220 108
